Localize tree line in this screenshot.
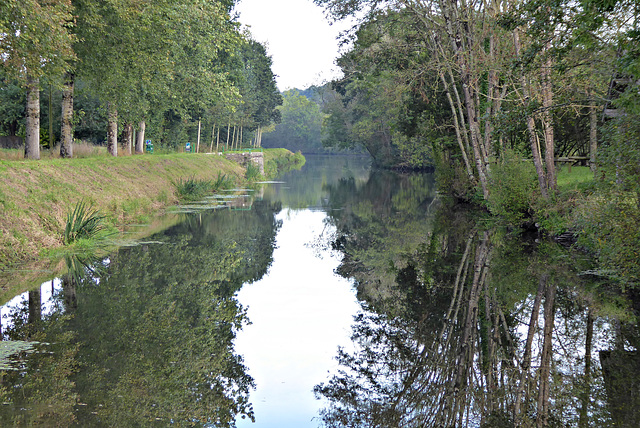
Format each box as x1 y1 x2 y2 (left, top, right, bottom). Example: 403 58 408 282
313 0 639 198
0 0 282 159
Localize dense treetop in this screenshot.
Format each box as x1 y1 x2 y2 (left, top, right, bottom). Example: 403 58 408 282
0 0 282 152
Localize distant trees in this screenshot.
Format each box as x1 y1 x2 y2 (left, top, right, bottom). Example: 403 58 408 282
0 0 281 157
262 90 323 153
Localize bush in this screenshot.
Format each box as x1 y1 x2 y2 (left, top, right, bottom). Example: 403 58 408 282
486 149 538 225
433 145 476 202
573 193 640 286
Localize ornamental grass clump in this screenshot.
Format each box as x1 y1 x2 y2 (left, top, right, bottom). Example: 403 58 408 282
64 200 110 245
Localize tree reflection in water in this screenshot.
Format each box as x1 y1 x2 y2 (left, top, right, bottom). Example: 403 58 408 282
0 199 282 426
317 170 639 427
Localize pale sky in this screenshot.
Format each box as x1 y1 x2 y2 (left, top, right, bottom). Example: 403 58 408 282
233 0 350 91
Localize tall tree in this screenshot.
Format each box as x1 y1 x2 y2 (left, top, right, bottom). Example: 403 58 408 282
0 0 75 159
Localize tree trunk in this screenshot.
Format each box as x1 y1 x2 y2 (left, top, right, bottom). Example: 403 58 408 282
440 72 474 182
580 308 594 427
529 117 548 198
24 75 41 160
136 121 146 154
107 105 118 157
60 73 74 158
196 119 201 153
48 84 53 149
122 122 133 155
589 96 598 174
62 275 77 311
537 280 556 427
514 273 546 420
439 2 489 199
226 123 230 150
541 55 557 192
515 29 548 198
28 289 42 326
231 126 236 150
210 124 215 153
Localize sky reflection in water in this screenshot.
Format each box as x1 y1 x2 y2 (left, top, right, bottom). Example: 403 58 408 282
235 209 360 428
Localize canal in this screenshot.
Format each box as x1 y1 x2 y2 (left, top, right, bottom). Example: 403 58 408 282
0 155 637 427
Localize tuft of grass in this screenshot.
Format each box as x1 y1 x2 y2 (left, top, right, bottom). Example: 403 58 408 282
213 172 233 190
173 173 233 201
64 200 111 245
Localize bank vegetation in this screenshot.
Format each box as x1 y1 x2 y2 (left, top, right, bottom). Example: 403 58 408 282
314 0 640 288
0 149 303 284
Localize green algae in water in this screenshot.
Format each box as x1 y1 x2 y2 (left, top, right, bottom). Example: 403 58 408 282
0 341 42 371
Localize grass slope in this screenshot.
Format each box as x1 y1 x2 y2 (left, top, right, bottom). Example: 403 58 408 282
0 153 246 270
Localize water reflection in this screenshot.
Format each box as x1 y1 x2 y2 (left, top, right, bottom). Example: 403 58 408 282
317 194 639 427
0 197 283 426
0 155 638 427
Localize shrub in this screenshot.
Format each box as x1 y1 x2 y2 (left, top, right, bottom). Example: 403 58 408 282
433 144 475 201
573 193 640 286
486 149 538 225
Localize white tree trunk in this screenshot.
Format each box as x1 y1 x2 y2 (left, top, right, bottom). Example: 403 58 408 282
196 120 201 153
107 105 118 157
25 75 41 160
136 121 146 154
60 73 74 158
122 123 133 155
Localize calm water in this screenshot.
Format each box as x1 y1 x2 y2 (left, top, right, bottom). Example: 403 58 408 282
0 155 638 427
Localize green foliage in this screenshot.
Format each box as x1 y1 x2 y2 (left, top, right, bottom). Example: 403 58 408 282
0 70 24 136
64 200 109 245
319 10 448 169
0 0 76 82
574 193 640 286
244 161 262 182
486 150 538 225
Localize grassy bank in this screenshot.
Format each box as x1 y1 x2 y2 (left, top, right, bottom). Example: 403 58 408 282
0 149 303 275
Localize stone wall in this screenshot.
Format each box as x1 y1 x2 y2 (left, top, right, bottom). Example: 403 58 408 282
224 151 264 175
